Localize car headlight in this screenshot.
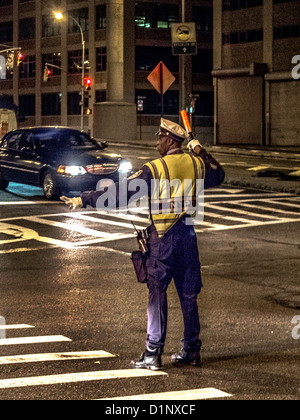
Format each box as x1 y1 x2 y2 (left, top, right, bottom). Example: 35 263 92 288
57 165 87 176
118 160 133 173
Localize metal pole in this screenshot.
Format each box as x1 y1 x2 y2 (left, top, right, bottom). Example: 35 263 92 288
69 16 85 131
180 0 186 113
160 61 164 117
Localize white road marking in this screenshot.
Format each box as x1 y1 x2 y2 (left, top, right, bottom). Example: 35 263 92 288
230 201 300 215
0 201 58 206
100 387 232 400
0 324 34 330
0 192 298 252
0 351 116 365
66 212 145 230
0 369 167 389
24 216 115 238
204 203 283 220
0 335 71 346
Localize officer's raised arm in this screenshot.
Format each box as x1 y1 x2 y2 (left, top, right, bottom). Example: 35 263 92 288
187 139 225 189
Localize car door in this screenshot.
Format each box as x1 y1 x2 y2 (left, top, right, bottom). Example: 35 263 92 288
13 132 42 186
0 131 23 182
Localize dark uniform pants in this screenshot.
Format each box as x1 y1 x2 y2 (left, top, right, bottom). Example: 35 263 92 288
145 218 202 353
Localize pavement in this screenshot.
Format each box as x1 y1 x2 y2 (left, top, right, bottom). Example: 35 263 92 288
110 140 300 195
208 144 300 196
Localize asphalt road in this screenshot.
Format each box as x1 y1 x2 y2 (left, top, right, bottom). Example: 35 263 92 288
0 145 299 402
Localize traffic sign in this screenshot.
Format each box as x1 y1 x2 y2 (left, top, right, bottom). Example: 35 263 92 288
147 62 175 95
171 22 197 55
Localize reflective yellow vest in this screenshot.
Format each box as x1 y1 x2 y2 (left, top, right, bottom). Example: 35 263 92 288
145 153 205 237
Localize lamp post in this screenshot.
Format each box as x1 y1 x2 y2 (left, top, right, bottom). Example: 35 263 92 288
55 12 85 131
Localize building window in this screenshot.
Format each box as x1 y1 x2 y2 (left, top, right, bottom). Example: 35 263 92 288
223 0 263 10
19 18 35 40
68 49 89 73
0 0 13 6
68 92 81 115
96 47 107 71
135 2 179 29
0 21 13 43
192 50 213 74
19 94 35 117
42 93 61 116
136 89 179 115
223 29 263 44
68 91 88 115
136 46 178 72
19 55 36 78
42 15 62 38
42 53 61 76
193 7 213 33
96 4 107 29
274 24 300 39
96 90 106 103
194 91 214 117
69 8 89 33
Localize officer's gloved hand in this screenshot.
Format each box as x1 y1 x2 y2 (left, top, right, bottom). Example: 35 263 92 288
187 139 202 156
60 196 83 210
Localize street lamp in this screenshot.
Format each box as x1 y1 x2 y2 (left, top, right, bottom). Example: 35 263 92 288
55 12 85 131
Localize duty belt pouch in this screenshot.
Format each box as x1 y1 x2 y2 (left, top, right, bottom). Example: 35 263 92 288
131 250 147 283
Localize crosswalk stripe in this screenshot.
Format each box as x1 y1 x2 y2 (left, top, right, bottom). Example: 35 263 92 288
230 201 300 216
0 335 71 346
67 213 145 230
0 369 167 389
99 387 232 400
0 351 115 365
0 324 34 330
24 216 114 238
205 203 282 219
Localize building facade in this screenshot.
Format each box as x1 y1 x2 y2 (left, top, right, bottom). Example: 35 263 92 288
0 0 214 143
213 0 300 146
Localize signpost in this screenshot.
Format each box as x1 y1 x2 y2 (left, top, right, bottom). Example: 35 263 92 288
171 22 197 56
147 62 175 116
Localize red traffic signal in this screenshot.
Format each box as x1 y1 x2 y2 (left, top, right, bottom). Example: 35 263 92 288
43 67 52 82
17 52 23 66
85 77 92 90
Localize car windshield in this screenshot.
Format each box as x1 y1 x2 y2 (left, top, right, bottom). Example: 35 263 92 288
32 129 98 151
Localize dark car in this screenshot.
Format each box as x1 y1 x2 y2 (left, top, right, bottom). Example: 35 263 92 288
0 127 132 199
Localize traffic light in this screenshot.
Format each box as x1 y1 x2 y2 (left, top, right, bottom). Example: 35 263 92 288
85 77 92 90
17 52 23 66
86 108 92 115
43 66 52 82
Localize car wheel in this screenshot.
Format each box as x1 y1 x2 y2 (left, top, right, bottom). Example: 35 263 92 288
0 170 9 190
42 172 60 200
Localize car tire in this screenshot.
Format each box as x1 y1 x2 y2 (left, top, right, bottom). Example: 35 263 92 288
42 172 60 200
0 170 9 190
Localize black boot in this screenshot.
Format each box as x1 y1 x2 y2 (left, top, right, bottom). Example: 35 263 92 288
131 347 162 371
171 347 201 366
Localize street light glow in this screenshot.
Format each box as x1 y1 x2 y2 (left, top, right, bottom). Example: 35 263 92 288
55 12 63 20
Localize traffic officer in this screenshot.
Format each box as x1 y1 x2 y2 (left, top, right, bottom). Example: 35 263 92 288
61 118 225 370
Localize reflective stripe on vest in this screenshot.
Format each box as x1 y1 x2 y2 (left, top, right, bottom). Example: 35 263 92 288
145 153 205 237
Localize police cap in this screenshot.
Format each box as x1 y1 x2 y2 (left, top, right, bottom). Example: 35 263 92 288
156 118 187 142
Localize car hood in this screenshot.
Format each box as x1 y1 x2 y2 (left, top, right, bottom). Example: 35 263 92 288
47 148 122 167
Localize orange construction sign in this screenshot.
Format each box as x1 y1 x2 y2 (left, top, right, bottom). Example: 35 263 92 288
147 62 175 95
